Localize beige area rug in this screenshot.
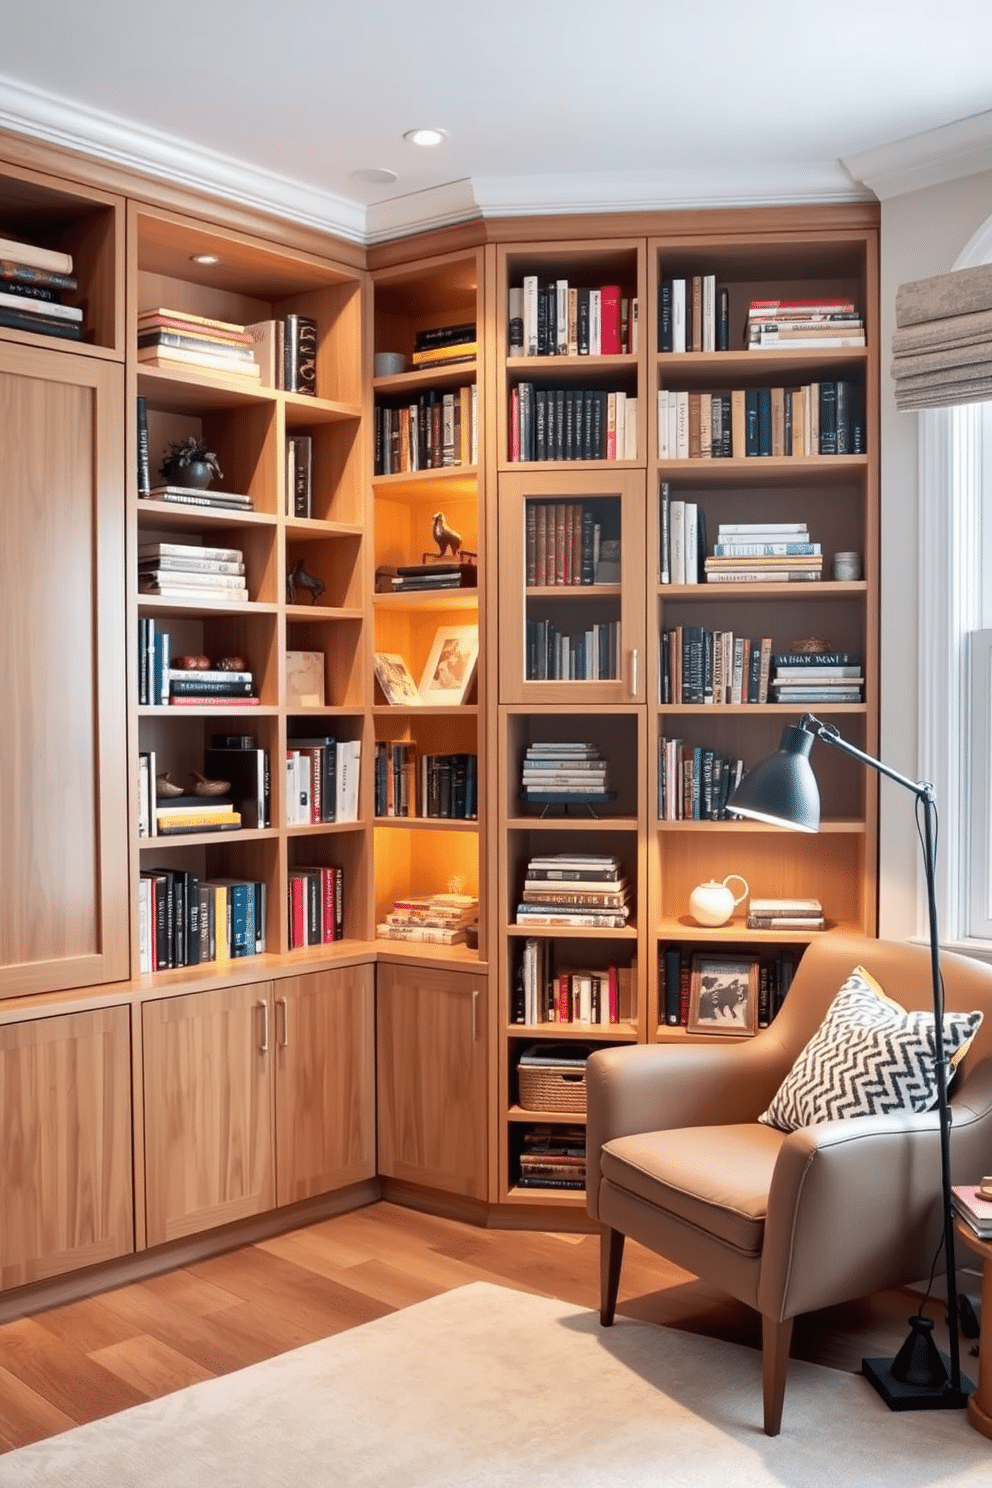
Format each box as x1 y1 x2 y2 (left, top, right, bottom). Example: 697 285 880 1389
0 1281 989 1486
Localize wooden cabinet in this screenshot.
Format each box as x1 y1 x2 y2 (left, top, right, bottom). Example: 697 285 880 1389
274 964 375 1205
0 1006 133 1290
0 340 130 998
376 961 488 1199
142 966 375 1245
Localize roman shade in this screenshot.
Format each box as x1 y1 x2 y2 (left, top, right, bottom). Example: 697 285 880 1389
892 262 992 409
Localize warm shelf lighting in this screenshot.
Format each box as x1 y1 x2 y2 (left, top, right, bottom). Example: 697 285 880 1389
190 253 220 265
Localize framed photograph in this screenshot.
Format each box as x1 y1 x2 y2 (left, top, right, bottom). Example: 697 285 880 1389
374 652 422 707
285 650 325 708
687 955 760 1036
418 624 479 705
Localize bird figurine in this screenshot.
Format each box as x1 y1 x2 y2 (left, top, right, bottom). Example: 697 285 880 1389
432 511 462 557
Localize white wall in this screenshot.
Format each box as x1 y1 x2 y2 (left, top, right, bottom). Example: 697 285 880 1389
878 168 992 937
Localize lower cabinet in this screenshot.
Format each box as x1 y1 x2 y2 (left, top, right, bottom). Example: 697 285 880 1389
376 963 488 1200
0 1005 134 1290
142 966 375 1248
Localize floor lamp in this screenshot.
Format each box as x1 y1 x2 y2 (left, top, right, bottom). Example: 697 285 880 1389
727 713 973 1410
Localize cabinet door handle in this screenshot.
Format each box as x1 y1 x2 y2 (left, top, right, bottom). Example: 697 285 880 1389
471 987 480 1041
277 997 288 1048
258 999 269 1053
630 648 639 698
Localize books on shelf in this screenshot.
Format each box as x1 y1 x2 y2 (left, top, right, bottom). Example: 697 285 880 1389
516 1124 587 1191
137 872 265 973
525 499 621 588
657 381 864 459
657 737 745 821
658 273 726 354
520 741 612 805
525 618 621 682
285 736 360 824
410 323 477 368
746 898 826 931
374 384 477 473
512 279 636 358
509 385 637 463
287 864 344 948
139 539 249 605
512 939 635 1026
517 852 630 928
283 313 317 396
374 743 478 820
745 298 865 351
0 241 81 339
137 308 261 381
660 946 795 1028
0 233 74 275
377 892 479 945
660 628 772 706
144 483 254 511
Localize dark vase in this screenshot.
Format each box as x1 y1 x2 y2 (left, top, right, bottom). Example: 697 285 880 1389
182 460 214 490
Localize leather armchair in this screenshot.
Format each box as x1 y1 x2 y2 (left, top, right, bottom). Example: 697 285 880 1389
586 934 992 1434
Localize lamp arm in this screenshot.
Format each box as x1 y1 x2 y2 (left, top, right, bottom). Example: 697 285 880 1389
798 714 933 803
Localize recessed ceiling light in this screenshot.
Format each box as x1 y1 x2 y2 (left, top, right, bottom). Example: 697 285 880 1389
403 128 448 148
190 253 220 265
349 167 398 185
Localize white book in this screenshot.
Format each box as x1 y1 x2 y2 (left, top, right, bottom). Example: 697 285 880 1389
657 389 669 458
0 288 82 322
138 876 153 975
589 289 601 356
614 390 625 459
703 274 716 352
672 279 687 353
555 279 569 354
684 502 699 585
659 481 671 584
624 397 637 460
522 276 539 356
336 739 361 822
0 234 73 274
670 500 686 585
718 522 809 535
630 297 639 353
675 391 689 459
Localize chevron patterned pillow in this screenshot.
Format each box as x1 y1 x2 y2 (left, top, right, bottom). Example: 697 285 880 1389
759 965 982 1131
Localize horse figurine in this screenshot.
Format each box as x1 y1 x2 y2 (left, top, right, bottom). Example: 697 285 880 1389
286 557 326 605
432 511 462 558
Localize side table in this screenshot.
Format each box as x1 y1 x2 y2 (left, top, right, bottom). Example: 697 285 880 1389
955 1218 992 1440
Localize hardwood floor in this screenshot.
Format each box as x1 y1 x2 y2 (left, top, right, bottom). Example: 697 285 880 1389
0 1200 967 1453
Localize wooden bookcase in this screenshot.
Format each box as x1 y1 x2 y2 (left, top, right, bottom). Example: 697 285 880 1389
0 124 880 1291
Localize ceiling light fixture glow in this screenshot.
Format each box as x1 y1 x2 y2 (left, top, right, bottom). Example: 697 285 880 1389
403 127 448 148
190 253 220 265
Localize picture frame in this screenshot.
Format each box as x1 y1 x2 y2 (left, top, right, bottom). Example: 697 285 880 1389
285 650 325 708
418 624 479 706
687 954 759 1036
374 652 422 707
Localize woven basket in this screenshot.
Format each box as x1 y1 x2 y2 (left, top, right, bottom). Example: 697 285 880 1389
518 1063 587 1114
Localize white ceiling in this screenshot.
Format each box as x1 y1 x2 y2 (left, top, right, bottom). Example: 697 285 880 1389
2 1 992 242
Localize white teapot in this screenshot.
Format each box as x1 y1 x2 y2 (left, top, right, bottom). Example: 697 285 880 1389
688 874 749 927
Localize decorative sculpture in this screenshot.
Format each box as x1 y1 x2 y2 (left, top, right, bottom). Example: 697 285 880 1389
286 557 326 605
432 511 462 557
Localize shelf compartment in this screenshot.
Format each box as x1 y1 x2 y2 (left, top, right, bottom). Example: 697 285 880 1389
373 823 479 932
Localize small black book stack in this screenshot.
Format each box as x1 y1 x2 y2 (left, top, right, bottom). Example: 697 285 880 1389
0 233 83 341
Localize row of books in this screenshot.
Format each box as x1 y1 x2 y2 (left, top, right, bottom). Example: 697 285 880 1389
658 274 729 354
520 741 611 806
510 279 637 358
702 520 822 585
286 738 361 824
745 297 865 351
509 385 637 463
0 232 83 341
373 744 478 820
661 630 773 706
658 739 745 821
515 1123 587 1191
376 893 478 945
137 871 264 973
769 652 864 704
517 853 630 930
525 500 621 588
286 435 313 517
512 936 635 1025
657 380 864 459
525 618 621 682
660 946 796 1027
137 620 258 707
287 864 344 948
374 384 478 474
138 538 250 605
410 321 477 369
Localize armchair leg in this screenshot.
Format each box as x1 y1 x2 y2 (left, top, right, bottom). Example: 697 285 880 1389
761 1315 794 1436
600 1226 625 1326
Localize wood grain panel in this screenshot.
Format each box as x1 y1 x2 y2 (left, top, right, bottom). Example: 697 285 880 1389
376 964 488 1198
141 985 275 1246
275 965 376 1205
0 1006 133 1290
0 344 129 996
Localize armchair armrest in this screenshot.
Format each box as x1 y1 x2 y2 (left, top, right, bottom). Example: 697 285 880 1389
758 1111 946 1321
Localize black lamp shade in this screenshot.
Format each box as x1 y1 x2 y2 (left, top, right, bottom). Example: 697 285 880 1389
727 724 821 832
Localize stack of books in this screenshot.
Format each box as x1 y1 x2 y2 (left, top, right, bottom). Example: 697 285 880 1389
390 561 477 593
704 522 822 583
0 233 83 341
167 664 257 705
137 307 262 381
410 321 477 368
376 893 479 945
520 742 612 806
951 1184 992 1240
746 897 825 931
138 540 249 603
516 854 630 928
154 793 242 836
517 1122 587 1191
745 297 865 351
769 650 864 704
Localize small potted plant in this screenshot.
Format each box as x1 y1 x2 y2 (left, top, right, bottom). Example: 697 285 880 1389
159 437 223 490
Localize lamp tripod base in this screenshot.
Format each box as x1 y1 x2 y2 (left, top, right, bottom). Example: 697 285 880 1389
863 1316 973 1411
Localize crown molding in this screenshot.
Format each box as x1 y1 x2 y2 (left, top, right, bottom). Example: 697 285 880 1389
842 110 992 201
363 179 481 244
0 74 367 243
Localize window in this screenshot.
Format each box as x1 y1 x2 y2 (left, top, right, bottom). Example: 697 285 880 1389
970 630 992 942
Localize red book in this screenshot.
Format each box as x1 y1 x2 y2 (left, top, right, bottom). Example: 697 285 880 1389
510 385 520 461
600 285 621 354
608 965 619 1023
288 874 306 948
